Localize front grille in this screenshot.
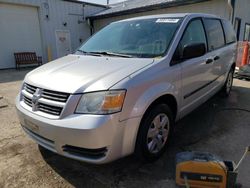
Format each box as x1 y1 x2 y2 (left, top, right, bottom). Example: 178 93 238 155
62 145 107 159
42 89 69 102
24 83 37 95
38 103 62 116
21 83 70 118
23 96 32 107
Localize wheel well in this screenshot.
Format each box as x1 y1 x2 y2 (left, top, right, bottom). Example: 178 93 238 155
145 94 178 120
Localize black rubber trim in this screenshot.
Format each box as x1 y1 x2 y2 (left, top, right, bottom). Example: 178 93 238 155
62 145 107 159
180 172 223 182
184 74 224 99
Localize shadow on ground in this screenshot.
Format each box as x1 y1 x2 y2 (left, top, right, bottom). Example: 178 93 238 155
0 67 34 83
39 84 250 188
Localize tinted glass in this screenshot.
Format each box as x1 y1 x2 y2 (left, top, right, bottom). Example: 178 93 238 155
234 18 241 40
244 24 250 41
222 20 236 43
79 18 182 58
204 19 225 50
176 19 207 58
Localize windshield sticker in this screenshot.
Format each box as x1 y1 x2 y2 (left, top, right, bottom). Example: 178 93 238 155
156 18 179 23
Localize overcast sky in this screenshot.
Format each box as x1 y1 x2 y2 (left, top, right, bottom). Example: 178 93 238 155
84 0 126 5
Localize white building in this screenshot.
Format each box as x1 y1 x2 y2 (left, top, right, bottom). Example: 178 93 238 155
89 0 250 42
1 0 250 69
0 0 105 69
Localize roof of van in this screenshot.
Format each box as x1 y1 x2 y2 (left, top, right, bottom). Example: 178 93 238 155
113 13 219 22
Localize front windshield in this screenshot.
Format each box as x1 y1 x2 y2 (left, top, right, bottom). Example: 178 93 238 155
79 18 182 58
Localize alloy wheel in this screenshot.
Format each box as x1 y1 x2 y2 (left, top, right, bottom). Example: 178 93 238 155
147 113 170 154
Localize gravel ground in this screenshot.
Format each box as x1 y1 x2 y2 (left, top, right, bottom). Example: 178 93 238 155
0 68 249 188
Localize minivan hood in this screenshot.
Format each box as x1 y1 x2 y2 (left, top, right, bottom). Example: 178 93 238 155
25 55 154 93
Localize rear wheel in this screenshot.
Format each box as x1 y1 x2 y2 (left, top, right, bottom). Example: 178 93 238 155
135 104 173 162
221 68 234 97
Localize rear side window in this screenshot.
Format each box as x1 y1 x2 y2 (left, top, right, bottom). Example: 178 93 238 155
203 19 225 50
244 24 250 41
222 20 236 44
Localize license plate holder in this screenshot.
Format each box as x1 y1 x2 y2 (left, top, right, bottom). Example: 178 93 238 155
24 119 39 133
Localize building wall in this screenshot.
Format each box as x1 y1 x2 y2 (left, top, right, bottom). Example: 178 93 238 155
93 0 230 32
0 3 44 69
234 0 250 41
0 0 104 67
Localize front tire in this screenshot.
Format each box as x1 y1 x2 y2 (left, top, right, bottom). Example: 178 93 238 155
221 68 234 97
135 104 173 162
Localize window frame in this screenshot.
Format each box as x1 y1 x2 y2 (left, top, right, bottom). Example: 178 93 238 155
202 17 226 52
221 19 237 45
170 17 208 66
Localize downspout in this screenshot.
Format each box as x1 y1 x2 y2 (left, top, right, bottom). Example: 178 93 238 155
232 0 236 24
82 3 94 36
228 0 236 23
86 17 94 36
89 18 94 35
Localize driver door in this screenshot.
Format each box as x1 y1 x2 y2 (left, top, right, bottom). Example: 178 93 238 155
176 18 214 117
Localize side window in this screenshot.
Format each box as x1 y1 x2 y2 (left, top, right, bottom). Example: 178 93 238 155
203 19 225 50
222 20 237 44
244 23 250 41
234 18 241 40
177 19 207 58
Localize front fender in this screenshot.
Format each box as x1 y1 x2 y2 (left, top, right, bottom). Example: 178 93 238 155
121 82 178 121
118 82 179 155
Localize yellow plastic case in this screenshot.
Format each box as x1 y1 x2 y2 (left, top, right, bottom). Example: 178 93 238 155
176 152 227 188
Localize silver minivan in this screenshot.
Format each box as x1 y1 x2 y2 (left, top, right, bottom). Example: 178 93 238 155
16 13 237 164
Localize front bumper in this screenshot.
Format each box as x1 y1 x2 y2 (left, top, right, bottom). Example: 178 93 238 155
16 95 141 164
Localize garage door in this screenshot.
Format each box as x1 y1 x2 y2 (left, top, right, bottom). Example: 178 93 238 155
0 3 42 69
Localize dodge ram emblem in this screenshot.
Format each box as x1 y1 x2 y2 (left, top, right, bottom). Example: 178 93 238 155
32 88 42 111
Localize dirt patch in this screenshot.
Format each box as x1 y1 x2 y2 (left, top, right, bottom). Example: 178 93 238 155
0 69 250 188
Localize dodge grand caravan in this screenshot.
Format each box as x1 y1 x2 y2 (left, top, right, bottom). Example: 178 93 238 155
16 13 237 164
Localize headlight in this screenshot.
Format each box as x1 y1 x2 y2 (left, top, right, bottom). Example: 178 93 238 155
75 90 126 114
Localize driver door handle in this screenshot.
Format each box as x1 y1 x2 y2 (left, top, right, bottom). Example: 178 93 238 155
206 58 213 64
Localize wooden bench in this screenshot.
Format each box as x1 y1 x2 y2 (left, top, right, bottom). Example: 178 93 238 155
14 52 42 69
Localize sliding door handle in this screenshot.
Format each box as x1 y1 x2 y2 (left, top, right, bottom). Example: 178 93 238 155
214 56 220 61
206 58 213 64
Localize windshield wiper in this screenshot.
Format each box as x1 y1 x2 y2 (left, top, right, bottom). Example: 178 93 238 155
77 50 133 58
77 50 102 57
87 51 133 58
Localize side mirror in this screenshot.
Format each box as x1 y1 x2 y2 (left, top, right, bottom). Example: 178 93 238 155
182 43 206 60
